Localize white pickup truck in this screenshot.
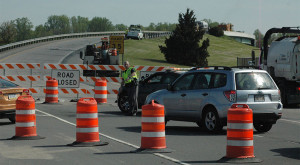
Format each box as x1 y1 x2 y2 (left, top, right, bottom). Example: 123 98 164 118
126 28 143 40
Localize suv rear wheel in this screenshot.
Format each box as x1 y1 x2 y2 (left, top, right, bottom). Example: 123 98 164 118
202 108 223 132
254 122 273 133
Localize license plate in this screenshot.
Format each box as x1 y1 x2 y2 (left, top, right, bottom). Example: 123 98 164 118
254 95 265 102
8 94 18 100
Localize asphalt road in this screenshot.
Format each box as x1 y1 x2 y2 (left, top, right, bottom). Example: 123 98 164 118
0 38 299 165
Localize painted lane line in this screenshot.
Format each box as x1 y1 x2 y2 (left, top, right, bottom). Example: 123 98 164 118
280 119 300 124
36 109 190 165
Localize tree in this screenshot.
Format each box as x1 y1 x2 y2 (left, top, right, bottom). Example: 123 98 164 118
34 24 52 38
209 26 224 37
115 24 127 31
45 15 71 35
159 8 210 66
0 21 17 44
88 17 114 32
253 29 264 48
70 16 89 33
15 17 33 41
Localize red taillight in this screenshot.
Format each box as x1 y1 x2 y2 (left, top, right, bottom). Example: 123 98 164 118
0 91 2 95
224 90 236 102
297 87 300 91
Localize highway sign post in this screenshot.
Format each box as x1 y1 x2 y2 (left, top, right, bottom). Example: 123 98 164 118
109 36 124 64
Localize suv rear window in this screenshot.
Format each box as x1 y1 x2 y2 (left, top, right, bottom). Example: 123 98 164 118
0 79 18 88
235 72 277 90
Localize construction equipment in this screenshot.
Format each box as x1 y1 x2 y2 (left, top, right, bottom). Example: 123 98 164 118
80 37 120 77
258 27 300 106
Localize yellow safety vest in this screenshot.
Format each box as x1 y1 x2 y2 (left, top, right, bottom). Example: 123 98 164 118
122 67 137 84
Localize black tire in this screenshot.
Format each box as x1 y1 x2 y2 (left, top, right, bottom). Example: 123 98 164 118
117 94 130 113
277 80 287 106
202 108 223 132
254 123 273 133
8 116 15 123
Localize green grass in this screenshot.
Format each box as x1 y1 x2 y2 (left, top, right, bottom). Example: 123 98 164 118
123 34 258 68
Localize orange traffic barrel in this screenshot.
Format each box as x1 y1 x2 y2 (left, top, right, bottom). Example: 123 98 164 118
111 48 117 56
68 98 108 147
9 95 44 140
94 79 107 104
132 100 171 153
45 78 58 103
219 104 261 163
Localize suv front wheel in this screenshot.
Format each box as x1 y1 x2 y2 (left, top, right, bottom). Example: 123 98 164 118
202 108 223 132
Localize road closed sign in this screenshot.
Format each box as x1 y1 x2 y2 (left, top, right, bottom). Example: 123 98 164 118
51 70 80 88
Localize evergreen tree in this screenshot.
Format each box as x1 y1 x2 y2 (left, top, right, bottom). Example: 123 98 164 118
159 8 210 66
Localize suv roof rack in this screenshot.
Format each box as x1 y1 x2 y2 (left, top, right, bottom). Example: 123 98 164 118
232 66 259 69
189 66 232 71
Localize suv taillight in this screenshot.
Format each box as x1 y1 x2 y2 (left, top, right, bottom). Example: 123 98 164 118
224 90 236 102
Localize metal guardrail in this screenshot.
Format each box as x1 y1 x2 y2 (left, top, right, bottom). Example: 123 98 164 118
0 31 172 53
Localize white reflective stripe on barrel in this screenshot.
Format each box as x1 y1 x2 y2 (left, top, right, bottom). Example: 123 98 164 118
95 86 107 90
16 110 35 115
142 117 164 123
227 140 253 146
141 131 165 137
16 122 35 127
77 113 98 119
227 123 253 129
46 87 58 90
76 127 99 133
46 94 58 97
94 94 107 98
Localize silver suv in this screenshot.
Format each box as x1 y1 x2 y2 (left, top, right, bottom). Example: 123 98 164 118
145 67 283 133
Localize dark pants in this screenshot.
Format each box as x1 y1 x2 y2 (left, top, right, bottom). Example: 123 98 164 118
125 82 138 114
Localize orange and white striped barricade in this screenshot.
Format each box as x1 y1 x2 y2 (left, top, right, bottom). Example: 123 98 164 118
132 100 172 153
68 98 108 147
9 95 44 140
44 78 59 103
219 104 261 163
94 79 107 104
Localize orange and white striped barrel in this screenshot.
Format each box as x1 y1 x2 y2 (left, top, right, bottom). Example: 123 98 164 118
76 98 99 143
45 78 58 103
94 79 107 104
226 104 254 158
68 98 108 146
10 95 43 140
140 100 166 149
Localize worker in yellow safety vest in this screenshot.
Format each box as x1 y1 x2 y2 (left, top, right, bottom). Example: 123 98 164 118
121 61 138 115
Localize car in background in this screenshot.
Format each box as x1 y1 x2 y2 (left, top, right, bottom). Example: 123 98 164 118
117 70 185 113
145 67 282 133
0 78 29 123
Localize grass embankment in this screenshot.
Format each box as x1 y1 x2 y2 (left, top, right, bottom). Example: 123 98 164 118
124 34 258 67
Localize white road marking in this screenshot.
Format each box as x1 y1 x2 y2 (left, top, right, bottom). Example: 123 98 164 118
280 119 300 124
36 109 190 165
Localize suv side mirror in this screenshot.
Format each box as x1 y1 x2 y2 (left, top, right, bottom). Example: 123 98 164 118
80 51 83 59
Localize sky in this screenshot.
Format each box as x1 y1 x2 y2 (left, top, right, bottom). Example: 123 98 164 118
0 0 298 35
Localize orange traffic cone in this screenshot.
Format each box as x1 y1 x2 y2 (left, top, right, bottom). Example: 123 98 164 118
219 104 261 163
132 100 172 153
68 98 108 147
9 95 44 140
